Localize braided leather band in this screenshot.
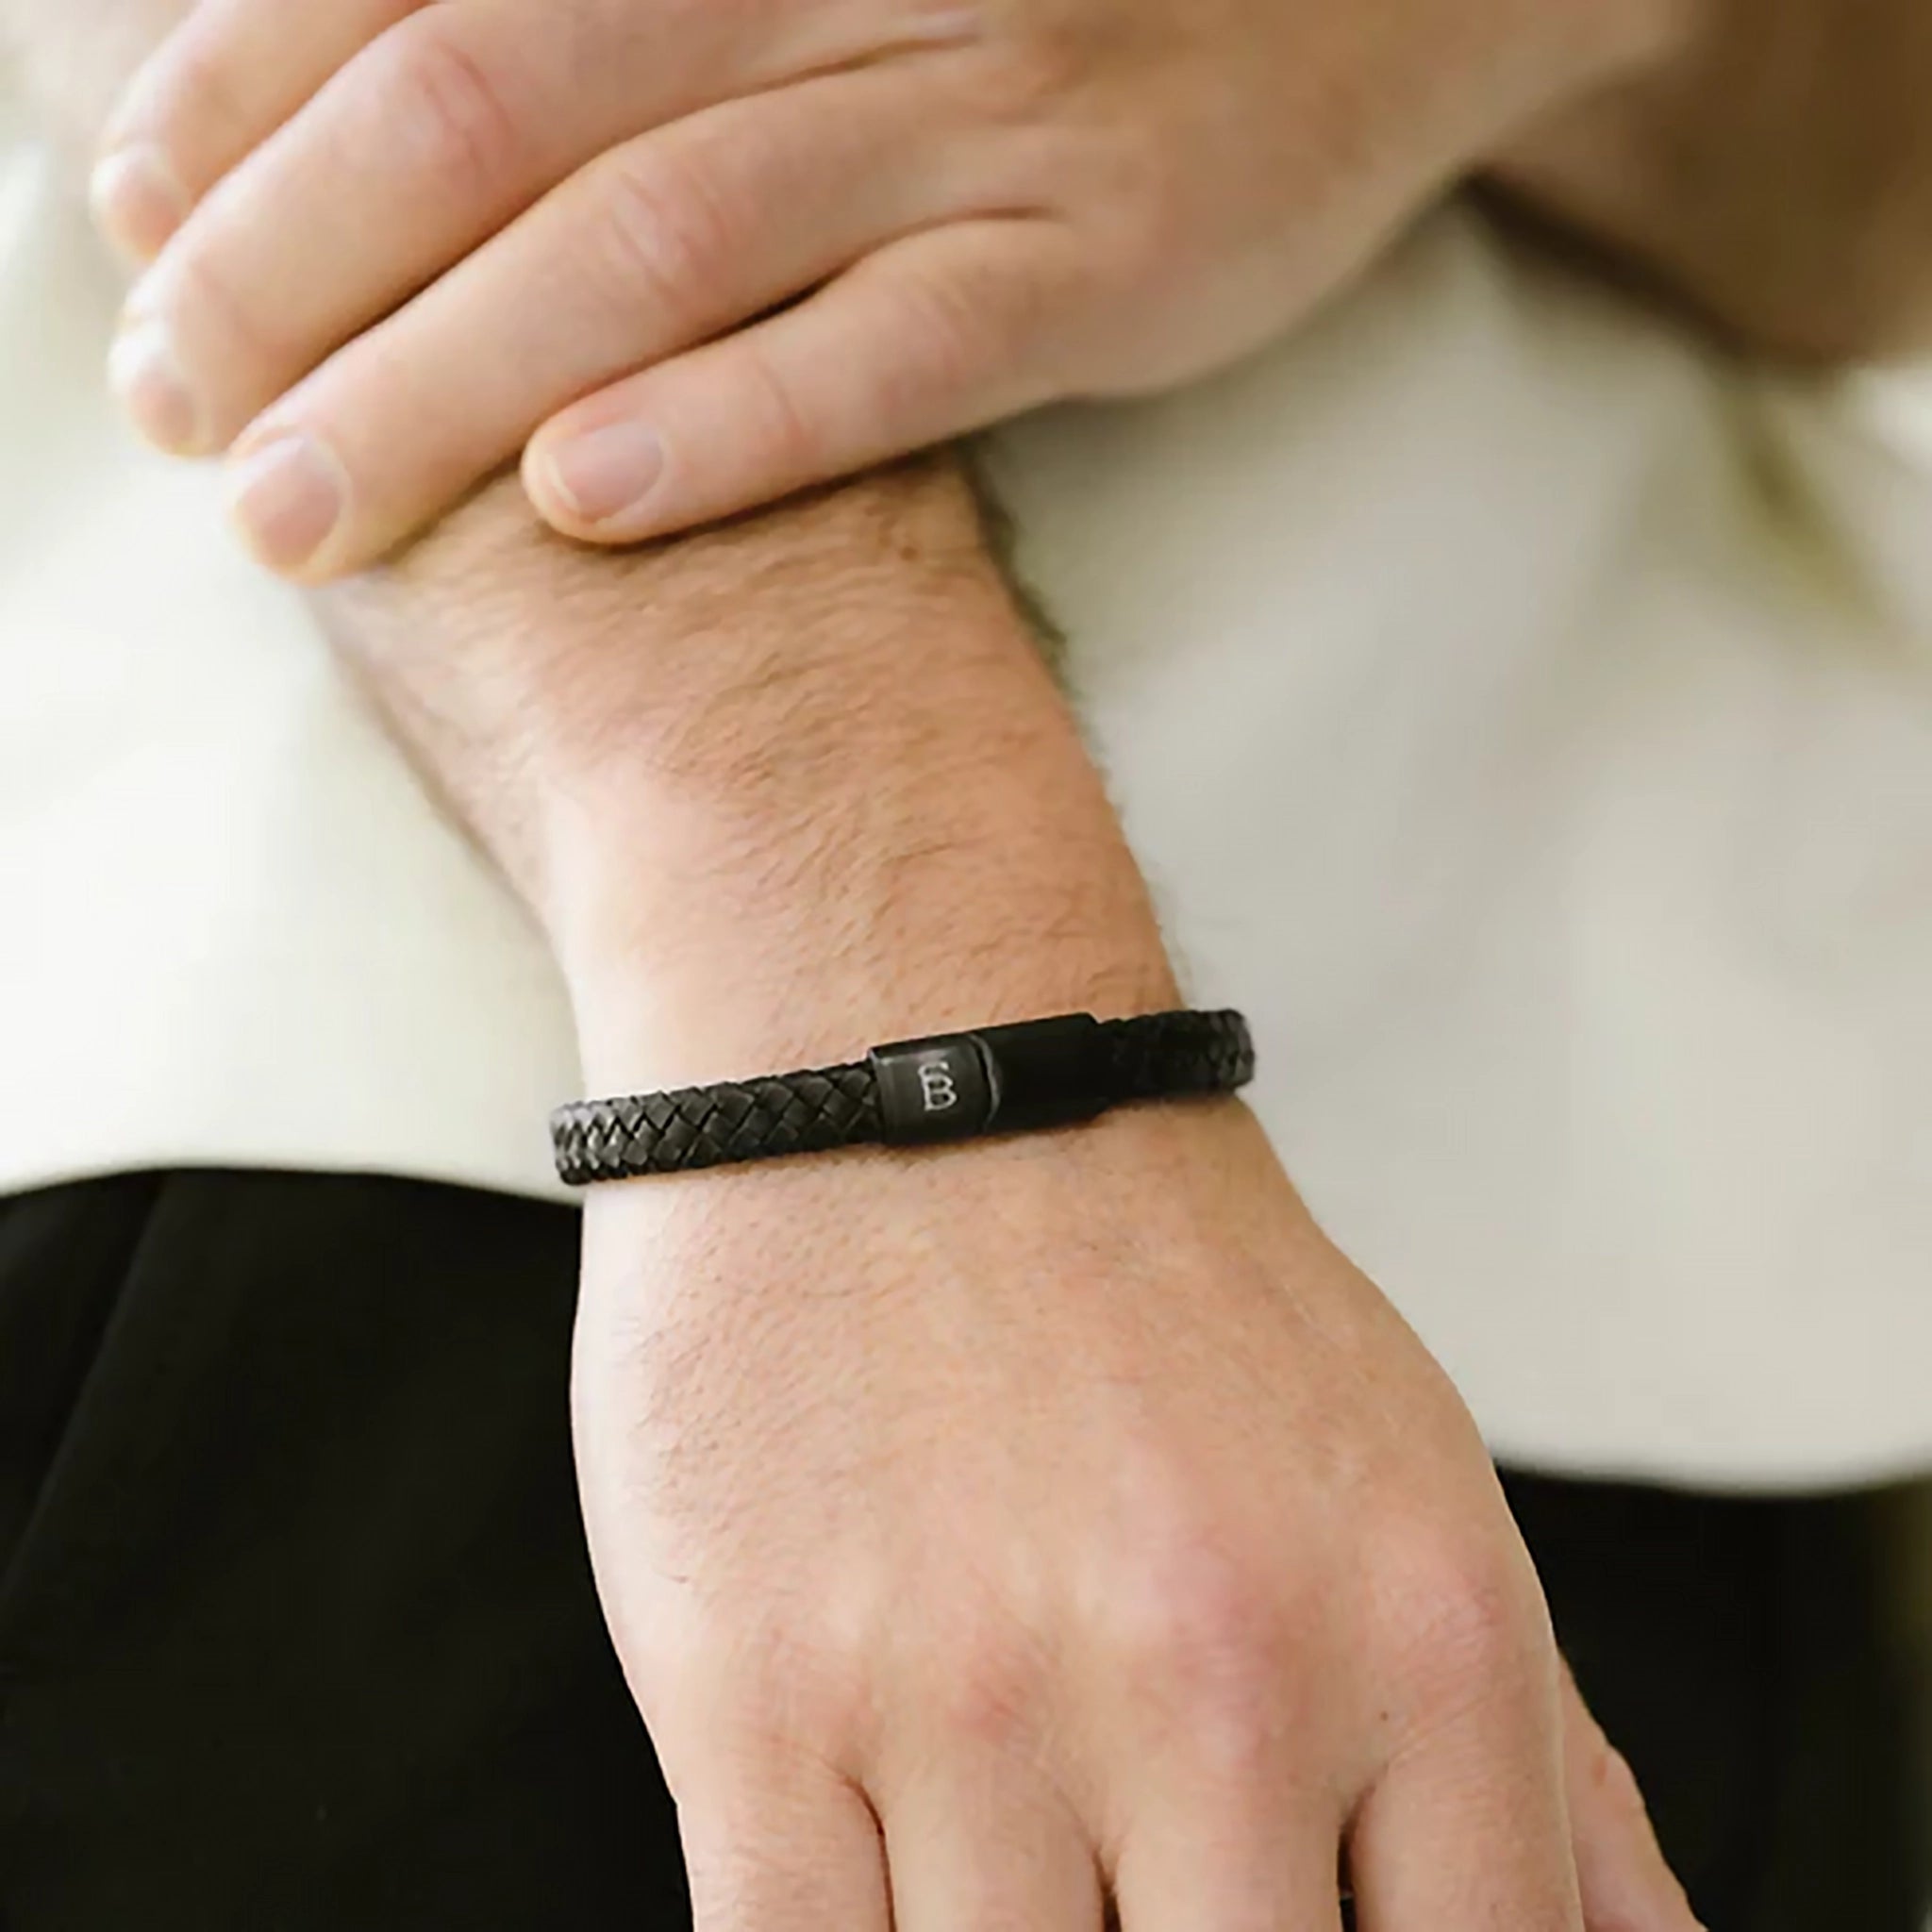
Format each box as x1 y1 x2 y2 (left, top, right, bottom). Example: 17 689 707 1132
551 1009 1255 1185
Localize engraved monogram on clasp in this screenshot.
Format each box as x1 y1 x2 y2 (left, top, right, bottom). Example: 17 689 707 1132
917 1057 961 1114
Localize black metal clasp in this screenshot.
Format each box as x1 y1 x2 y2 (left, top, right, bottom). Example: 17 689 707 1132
871 1013 1108 1148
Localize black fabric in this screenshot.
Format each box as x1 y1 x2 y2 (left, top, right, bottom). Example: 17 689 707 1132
0 1169 1923 1930
0 1171 683 1930
1507 1470 1932 1932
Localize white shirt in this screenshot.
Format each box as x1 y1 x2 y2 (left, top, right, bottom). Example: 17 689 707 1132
7 81 1932 1491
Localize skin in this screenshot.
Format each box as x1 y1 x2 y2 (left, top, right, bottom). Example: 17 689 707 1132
1491 0 1932 361
322 460 1706 1932
86 0 1687 576
82 0 1932 585
9 11 1704 1896
25 0 1903 1920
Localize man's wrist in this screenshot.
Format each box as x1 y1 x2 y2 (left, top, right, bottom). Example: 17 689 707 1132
323 459 1182 1092
547 666 1183 1092
560 849 1183 1099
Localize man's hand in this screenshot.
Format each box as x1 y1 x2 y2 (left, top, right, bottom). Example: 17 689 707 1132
90 0 1681 577
575 1103 1700 1932
12 2 1698 1914
324 461 1700 1932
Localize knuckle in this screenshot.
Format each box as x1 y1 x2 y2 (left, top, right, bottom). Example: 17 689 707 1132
142 33 250 153
370 17 525 196
1583 1732 1652 1824
668 1619 870 1753
971 20 1096 124
881 260 1001 405
728 338 820 481
158 243 291 373
928 1629 1042 1754
1375 1521 1549 1713
590 145 741 326
1099 1538 1293 1750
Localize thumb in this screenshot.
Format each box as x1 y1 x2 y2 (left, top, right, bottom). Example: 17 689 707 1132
523 221 1074 546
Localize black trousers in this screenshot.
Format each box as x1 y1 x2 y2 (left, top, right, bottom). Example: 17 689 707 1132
0 1170 1924 1930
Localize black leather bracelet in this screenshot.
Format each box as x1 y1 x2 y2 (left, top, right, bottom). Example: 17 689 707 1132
551 1009 1256 1184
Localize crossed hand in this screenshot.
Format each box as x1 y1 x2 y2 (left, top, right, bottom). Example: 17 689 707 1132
95 0 1674 576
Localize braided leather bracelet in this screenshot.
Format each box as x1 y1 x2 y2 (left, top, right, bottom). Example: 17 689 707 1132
551 1009 1256 1184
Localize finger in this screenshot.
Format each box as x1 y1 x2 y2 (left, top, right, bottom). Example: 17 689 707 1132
879 1751 1106 1932
679 1750 894 1932
1088 1594 1349 1932
1558 1664 1703 1930
219 69 963 580
1112 1798 1346 1932
92 0 426 265
523 218 1084 546
107 0 938 457
1348 1667 1582 1930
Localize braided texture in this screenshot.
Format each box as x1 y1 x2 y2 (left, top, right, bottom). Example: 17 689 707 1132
1096 1010 1256 1100
553 1062 880 1183
552 1010 1254 1185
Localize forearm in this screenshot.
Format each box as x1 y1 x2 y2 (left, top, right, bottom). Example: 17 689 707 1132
1493 0 1932 360
319 462 1175 1088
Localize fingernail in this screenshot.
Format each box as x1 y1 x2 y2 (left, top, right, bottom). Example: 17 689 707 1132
541 422 665 527
108 320 205 453
90 146 190 265
226 434 348 575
